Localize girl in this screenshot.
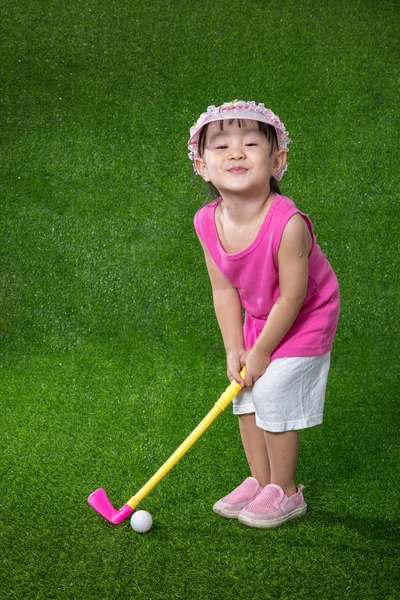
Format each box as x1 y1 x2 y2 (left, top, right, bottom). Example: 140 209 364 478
188 100 339 528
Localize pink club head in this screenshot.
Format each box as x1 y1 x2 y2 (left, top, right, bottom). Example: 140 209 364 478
88 488 133 524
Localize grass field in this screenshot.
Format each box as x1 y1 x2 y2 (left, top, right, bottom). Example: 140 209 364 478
1 0 399 598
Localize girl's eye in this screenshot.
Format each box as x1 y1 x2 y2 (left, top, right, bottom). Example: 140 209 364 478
246 142 258 146
216 145 228 150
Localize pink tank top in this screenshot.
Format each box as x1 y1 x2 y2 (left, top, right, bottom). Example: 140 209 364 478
194 194 340 360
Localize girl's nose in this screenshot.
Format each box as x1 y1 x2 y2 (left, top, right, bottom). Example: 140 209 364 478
229 144 245 159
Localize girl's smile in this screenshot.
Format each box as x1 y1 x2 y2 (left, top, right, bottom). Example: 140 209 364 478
228 166 249 174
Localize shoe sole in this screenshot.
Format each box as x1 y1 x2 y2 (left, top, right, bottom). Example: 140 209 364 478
238 503 307 528
213 505 241 519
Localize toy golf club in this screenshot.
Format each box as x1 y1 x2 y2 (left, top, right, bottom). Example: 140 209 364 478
88 368 245 524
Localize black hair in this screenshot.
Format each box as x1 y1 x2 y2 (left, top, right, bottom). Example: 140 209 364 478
197 119 281 198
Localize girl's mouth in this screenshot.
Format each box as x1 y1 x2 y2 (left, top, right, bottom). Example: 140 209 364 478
228 167 248 174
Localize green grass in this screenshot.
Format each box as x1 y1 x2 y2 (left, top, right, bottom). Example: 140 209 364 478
1 0 399 598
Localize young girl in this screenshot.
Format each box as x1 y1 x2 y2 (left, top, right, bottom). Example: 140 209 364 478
188 100 339 528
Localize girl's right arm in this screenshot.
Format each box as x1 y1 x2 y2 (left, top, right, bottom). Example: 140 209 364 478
200 241 245 386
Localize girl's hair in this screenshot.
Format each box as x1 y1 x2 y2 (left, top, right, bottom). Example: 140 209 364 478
197 119 281 199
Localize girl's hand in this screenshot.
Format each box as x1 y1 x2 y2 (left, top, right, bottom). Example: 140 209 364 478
240 348 271 387
226 349 246 387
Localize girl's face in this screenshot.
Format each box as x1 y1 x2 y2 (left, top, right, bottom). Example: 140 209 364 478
195 119 286 198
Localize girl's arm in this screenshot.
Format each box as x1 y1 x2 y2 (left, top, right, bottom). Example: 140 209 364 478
200 241 246 386
243 214 311 386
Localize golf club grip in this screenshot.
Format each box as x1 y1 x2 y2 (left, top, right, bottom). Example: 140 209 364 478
126 368 245 509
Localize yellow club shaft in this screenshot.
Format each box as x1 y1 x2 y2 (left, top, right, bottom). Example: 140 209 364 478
126 369 245 510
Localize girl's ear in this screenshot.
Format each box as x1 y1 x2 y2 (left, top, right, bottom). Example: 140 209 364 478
272 149 287 177
195 157 211 182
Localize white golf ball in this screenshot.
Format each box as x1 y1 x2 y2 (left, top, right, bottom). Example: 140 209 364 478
130 510 153 533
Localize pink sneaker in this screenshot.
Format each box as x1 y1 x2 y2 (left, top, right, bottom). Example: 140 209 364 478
213 477 263 519
238 484 307 528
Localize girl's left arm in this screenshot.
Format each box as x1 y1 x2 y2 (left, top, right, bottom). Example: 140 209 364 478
242 214 312 386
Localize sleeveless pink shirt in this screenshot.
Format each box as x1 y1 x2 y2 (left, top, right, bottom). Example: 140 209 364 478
194 194 340 361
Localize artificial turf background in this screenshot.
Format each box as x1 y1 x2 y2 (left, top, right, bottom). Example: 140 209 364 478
1 0 399 598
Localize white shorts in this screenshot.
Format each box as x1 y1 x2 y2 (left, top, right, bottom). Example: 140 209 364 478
232 352 331 432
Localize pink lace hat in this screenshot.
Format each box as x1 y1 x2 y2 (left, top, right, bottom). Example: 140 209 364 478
188 100 291 180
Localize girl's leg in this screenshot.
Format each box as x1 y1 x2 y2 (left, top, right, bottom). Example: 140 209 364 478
263 430 299 497
239 414 271 487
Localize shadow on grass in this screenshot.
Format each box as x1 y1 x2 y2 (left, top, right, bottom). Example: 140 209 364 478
309 509 399 544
